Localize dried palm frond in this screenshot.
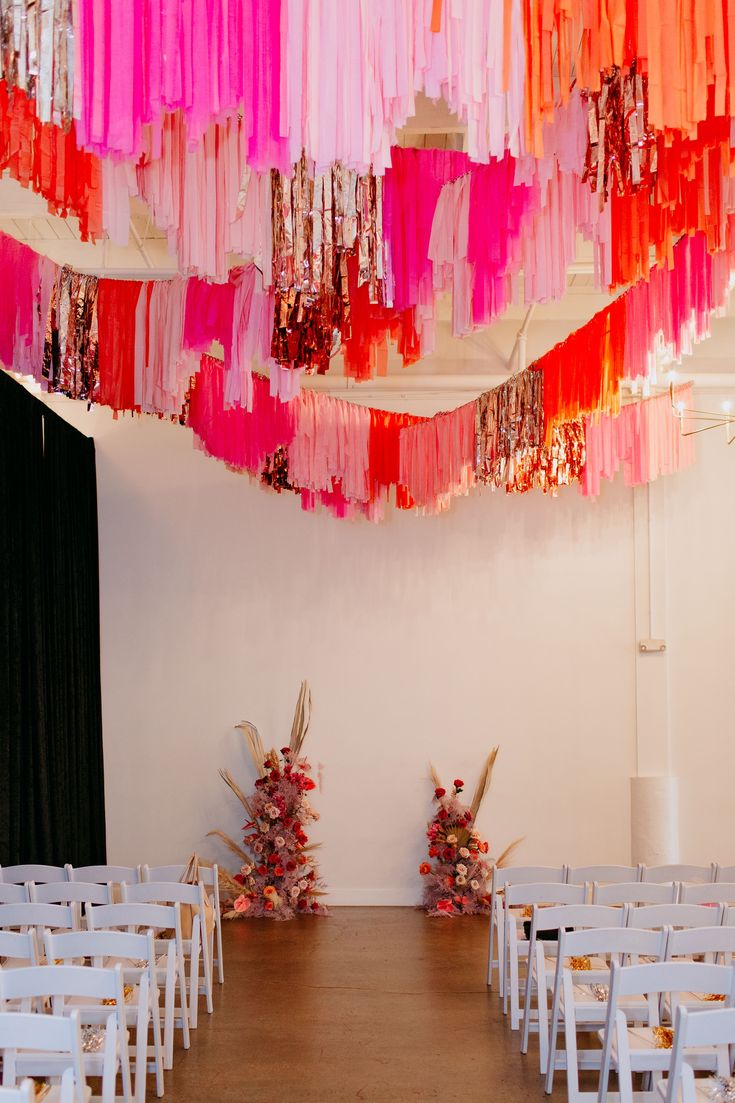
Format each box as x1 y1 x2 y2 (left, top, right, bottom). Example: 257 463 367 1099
428 762 443 790
218 768 256 819
206 829 252 865
289 681 311 759
236 720 267 776
495 836 523 869
470 746 499 821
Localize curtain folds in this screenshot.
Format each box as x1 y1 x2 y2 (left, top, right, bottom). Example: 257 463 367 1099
0 370 106 865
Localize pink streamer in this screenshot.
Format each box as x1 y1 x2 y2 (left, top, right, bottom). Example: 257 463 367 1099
399 400 476 513
582 385 695 498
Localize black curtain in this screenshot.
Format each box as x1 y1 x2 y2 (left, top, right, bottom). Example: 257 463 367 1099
0 370 106 864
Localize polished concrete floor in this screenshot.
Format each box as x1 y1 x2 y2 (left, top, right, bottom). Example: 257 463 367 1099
165 906 573 1103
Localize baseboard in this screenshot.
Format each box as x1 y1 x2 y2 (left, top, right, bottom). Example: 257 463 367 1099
324 888 420 906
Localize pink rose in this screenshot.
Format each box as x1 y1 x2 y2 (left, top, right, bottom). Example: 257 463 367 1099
233 895 251 913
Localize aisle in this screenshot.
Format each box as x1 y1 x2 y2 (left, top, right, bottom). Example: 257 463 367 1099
167 906 561 1102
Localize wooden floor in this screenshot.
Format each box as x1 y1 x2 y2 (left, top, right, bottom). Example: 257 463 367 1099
166 906 570 1103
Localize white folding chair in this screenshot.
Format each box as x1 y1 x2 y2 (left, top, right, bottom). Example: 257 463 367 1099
46 929 164 1102
659 1005 735 1103
627 904 725 931
568 867 642 895
0 967 129 1103
0 886 29 905
123 883 212 1025
504 882 585 1030
87 902 188 1071
597 961 735 1103
593 882 679 906
0 867 68 885
715 866 735 883
487 866 568 993
29 884 112 931
0 1010 89 1103
642 865 716 885
545 925 667 1101
521 904 626 1072
681 883 735 906
142 865 223 985
663 926 735 1018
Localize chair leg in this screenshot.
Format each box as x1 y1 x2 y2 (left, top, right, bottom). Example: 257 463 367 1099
215 912 224 984
201 926 214 1015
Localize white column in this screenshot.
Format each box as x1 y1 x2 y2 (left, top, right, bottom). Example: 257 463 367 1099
630 480 679 865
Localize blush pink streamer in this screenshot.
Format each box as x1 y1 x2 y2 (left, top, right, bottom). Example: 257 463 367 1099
582 385 696 498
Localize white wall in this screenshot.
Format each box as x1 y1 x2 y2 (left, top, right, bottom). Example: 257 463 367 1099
665 409 735 865
47 398 640 902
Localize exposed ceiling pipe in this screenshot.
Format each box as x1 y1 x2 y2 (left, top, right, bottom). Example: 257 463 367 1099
508 304 536 373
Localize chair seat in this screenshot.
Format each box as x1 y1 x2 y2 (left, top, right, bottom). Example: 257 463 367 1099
599 1027 718 1071
656 1075 717 1102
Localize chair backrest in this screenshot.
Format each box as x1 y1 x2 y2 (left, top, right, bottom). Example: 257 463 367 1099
680 882 735 906
0 903 75 933
494 866 567 890
44 928 153 969
663 1005 735 1103
0 866 68 885
593 881 678 906
29 881 111 906
627 903 724 930
66 865 142 885
143 863 218 888
504 882 585 908
529 903 626 935
642 863 715 884
559 924 666 963
610 959 735 1000
0 885 29 905
122 880 202 906
0 963 124 1011
0 931 38 966
715 865 735 883
666 925 735 963
567 865 641 885
87 900 179 935
0 1011 86 1103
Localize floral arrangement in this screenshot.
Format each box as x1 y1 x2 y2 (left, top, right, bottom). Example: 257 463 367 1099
210 682 328 920
420 747 520 917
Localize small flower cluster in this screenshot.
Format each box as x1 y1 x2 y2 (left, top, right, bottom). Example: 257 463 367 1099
420 779 492 917
228 748 327 920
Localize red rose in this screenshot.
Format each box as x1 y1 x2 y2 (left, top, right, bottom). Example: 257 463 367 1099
442 847 455 861
257 864 267 875
283 817 292 828
280 747 291 756
298 899 307 910
267 854 279 865
303 778 316 791
311 902 319 911
437 809 448 821
286 861 297 871
264 901 274 911
233 874 244 885
436 899 455 913
419 862 432 876
434 787 446 798
428 846 439 858
274 865 284 877
454 779 464 789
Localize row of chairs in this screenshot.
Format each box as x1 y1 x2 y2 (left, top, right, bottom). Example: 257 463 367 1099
487 863 727 997
0 865 224 987
0 863 224 1101
486 864 735 1101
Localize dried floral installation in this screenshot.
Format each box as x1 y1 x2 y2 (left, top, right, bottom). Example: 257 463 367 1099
209 681 328 920
420 747 520 917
